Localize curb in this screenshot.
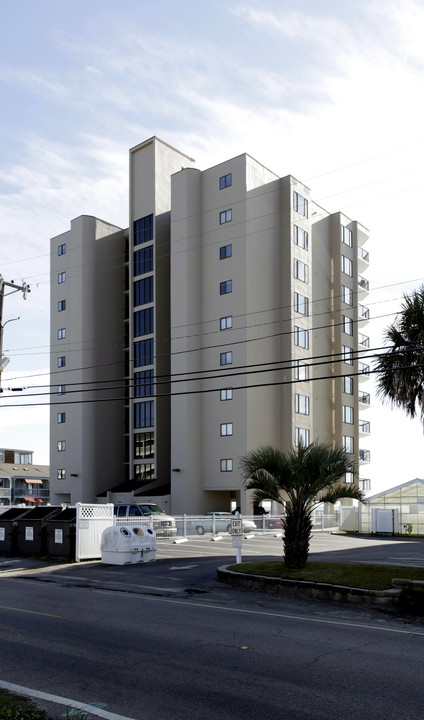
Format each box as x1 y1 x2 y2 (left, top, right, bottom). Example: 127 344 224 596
217 565 408 610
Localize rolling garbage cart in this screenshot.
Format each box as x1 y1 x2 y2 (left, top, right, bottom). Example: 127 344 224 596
45 507 77 560
15 506 62 557
0 508 31 556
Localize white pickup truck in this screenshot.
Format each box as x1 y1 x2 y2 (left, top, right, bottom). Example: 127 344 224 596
114 503 177 538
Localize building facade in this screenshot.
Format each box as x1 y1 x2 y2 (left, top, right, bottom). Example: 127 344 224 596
0 448 50 506
49 136 370 512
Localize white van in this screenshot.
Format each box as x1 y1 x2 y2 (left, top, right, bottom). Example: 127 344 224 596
114 503 177 538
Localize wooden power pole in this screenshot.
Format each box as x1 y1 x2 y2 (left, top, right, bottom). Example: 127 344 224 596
0 276 31 384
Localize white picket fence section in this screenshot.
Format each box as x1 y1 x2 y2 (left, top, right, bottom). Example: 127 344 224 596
75 502 114 561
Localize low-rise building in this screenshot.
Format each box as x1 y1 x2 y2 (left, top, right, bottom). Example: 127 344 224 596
0 448 49 506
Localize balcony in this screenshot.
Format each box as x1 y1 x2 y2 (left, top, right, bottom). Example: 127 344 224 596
358 275 369 292
358 333 370 348
359 391 370 406
358 362 370 378
359 420 371 434
358 304 370 321
359 449 371 463
359 478 371 492
13 489 50 499
358 246 369 263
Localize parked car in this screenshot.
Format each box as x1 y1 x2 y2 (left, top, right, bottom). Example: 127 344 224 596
192 512 256 535
254 514 285 530
114 503 177 537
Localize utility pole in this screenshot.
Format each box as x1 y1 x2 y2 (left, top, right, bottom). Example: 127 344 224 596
0 276 31 386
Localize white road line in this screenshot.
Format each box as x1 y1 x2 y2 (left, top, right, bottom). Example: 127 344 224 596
0 680 136 720
118 593 424 637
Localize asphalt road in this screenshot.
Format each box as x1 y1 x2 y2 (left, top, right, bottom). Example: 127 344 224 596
0 533 424 720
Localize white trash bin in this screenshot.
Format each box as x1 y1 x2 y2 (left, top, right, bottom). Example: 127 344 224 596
100 525 157 565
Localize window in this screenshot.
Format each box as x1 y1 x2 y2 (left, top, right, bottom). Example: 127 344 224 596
220 423 233 436
220 280 232 295
57 412 66 423
294 326 309 349
220 244 232 259
135 338 153 367
134 277 153 306
57 469 66 480
342 315 353 335
219 173 232 189
220 351 233 365
344 469 354 484
58 272 66 283
342 376 354 395
135 370 154 397
220 315 232 330
343 405 354 424
134 245 153 276
134 214 153 246
295 393 310 415
342 285 353 306
341 255 353 277
134 307 154 337
342 345 353 365
57 356 66 368
57 328 66 340
294 292 309 316
219 209 232 224
58 243 66 256
296 427 310 446
58 300 66 312
57 385 66 395
343 435 354 453
294 225 308 249
294 360 309 381
294 259 308 282
135 463 155 480
220 459 233 472
294 191 308 217
134 401 154 429
341 226 353 247
57 441 66 452
220 388 233 401
135 432 155 459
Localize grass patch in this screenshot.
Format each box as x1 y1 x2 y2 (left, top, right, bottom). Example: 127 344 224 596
227 561 424 590
0 690 87 720
0 690 49 720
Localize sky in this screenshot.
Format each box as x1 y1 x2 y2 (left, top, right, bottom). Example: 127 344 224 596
1 0 424 495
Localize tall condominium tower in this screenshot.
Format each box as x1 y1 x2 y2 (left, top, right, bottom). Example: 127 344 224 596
50 137 370 511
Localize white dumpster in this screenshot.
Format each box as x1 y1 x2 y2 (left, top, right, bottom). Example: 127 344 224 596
100 525 157 565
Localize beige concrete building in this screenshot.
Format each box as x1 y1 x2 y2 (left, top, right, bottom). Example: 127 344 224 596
49 136 371 512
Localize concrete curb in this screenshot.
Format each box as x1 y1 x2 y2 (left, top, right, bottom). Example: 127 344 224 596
217 565 404 609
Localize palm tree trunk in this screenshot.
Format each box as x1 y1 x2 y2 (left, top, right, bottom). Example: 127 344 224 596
283 508 312 569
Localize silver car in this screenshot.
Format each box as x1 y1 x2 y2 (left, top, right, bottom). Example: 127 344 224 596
192 512 256 535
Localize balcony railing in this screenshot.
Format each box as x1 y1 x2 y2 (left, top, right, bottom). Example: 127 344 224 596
359 363 370 376
13 489 50 499
359 392 370 405
358 304 370 320
359 420 371 434
358 275 369 291
0 488 11 498
358 333 370 348
359 449 371 462
358 247 369 263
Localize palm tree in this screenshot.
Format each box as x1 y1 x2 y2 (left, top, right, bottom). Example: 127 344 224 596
375 285 424 420
239 442 364 569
